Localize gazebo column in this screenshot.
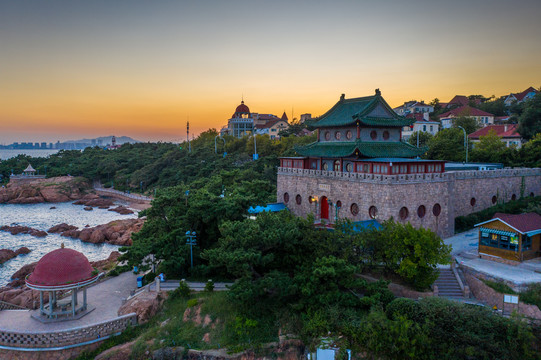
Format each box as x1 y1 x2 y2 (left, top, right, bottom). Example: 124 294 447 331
40 291 44 314
52 290 57 308
83 288 87 310
49 291 54 316
72 290 76 316
74 288 78 306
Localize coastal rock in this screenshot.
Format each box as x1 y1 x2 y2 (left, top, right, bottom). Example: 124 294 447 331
9 262 37 287
0 176 91 204
90 251 121 272
118 291 167 324
50 206 56 209
47 223 78 234
84 206 93 211
73 194 114 208
108 205 134 215
95 340 136 360
0 247 32 265
0 225 47 237
65 218 144 246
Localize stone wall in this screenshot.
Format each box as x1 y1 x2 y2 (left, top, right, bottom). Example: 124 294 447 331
277 167 541 238
0 313 137 350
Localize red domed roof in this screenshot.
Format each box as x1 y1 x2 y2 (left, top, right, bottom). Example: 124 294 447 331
26 248 96 288
235 101 250 114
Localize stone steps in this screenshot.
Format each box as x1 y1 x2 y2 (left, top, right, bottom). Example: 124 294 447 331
435 269 464 297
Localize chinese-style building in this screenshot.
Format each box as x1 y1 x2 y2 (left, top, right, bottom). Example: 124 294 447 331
277 90 541 237
475 213 541 262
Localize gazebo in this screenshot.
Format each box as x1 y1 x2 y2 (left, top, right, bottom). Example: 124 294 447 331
25 245 101 322
23 164 36 176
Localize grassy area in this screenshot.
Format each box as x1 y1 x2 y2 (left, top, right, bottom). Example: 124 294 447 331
76 290 279 359
521 284 541 309
482 279 517 295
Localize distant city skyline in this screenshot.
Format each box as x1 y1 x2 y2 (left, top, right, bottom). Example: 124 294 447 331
1 0 540 143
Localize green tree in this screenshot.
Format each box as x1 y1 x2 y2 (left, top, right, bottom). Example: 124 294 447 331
453 116 479 134
425 128 469 162
407 131 433 148
470 129 509 163
517 93 541 140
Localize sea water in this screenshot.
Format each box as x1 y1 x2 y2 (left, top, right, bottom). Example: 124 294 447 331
0 149 60 161
0 202 138 285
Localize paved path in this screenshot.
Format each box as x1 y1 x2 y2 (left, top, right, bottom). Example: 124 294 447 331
0 272 139 332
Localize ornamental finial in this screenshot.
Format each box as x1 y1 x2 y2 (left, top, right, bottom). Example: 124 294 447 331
61 243 64 249
375 88 381 96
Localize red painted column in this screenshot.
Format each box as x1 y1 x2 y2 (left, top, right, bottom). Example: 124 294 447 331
356 122 360 139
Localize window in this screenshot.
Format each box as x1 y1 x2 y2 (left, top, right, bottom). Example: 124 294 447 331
400 165 407 173
381 165 388 174
435 164 441 172
392 165 399 174
322 162 328 171
399 207 409 220
364 164 370 173
410 165 417 173
511 194 517 201
334 160 341 172
418 165 425 173
296 194 302 205
311 160 317 169
492 195 497 204
417 205 426 218
324 131 331 141
470 197 476 206
336 200 342 208
383 131 390 140
423 125 426 131
350 203 359 216
346 163 352 172
480 231 490 246
523 235 532 251
369 206 378 219
370 130 377 140
346 130 353 140
283 193 289 203
432 203 441 217
430 125 433 131
335 131 341 140
374 164 380 173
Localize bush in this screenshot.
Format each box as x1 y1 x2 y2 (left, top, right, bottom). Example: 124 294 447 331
386 298 422 322
482 280 516 295
520 283 541 310
187 298 198 308
108 265 131 277
170 280 191 299
204 279 215 292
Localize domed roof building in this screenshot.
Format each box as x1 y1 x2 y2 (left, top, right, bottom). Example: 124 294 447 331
26 245 101 321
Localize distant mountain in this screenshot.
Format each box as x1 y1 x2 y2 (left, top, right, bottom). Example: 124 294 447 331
62 136 140 145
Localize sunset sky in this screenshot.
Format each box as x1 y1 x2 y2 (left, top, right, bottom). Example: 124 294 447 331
1 0 540 143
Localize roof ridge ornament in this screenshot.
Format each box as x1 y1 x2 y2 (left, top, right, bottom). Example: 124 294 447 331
375 88 381 96
340 93 345 102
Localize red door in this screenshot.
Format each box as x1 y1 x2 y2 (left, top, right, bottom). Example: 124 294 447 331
321 196 329 220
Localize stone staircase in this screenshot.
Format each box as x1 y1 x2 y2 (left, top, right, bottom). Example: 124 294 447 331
434 268 465 298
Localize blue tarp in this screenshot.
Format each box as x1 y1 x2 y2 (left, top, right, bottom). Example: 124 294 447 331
248 202 287 214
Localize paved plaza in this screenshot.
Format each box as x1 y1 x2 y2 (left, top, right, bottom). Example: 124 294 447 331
0 271 138 332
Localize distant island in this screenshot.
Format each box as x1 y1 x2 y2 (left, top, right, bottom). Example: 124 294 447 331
0 136 140 151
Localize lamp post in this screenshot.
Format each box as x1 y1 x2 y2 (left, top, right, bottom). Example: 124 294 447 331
140 181 144 194
253 133 258 160
334 202 341 223
185 231 197 269
185 190 189 206
457 126 469 163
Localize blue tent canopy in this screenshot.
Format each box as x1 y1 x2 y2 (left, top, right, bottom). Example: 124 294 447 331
248 203 287 214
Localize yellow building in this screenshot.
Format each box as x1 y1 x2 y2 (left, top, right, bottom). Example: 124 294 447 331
475 213 541 262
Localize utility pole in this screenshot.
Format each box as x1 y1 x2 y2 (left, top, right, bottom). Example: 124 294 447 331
457 126 468 163
187 119 191 153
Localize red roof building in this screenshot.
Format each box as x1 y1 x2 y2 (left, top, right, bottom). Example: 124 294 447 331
447 95 469 108
468 124 522 148
438 105 494 129
504 87 538 106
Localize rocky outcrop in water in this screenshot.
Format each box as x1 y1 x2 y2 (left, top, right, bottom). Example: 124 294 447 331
58 218 144 246
0 176 91 204
47 223 78 234
73 194 115 208
0 225 47 237
108 205 134 215
0 247 31 265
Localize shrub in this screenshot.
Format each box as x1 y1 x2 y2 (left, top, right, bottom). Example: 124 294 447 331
204 279 215 292
482 279 516 295
386 298 423 322
520 283 541 310
170 280 191 299
187 299 198 308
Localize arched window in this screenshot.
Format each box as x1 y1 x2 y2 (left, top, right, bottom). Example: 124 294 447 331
350 203 359 216
470 197 476 207
492 195 497 204
324 131 331 141
432 203 441 217
296 194 302 205
346 163 352 172
334 160 341 172
335 131 341 140
369 206 378 219
370 130 377 140
322 162 328 171
417 205 426 218
346 130 353 140
383 130 390 140
283 192 289 203
399 207 409 220
336 200 342 209
511 194 517 201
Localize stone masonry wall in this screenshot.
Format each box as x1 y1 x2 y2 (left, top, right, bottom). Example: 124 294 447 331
277 167 541 238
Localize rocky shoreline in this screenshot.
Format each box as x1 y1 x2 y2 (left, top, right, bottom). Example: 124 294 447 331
0 176 91 204
48 218 144 246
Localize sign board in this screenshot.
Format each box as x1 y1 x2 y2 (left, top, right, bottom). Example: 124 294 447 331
318 184 330 192
504 294 519 304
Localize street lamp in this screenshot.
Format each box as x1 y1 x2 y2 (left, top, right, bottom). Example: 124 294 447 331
185 231 197 269
457 126 469 163
253 133 258 160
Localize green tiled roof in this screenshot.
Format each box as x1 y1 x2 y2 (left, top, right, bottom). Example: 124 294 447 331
313 93 413 128
295 140 427 158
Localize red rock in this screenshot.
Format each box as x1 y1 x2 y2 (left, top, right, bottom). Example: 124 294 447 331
108 206 134 215
48 223 78 233
0 176 91 204
118 291 167 324
15 247 31 255
84 206 93 211
11 262 37 281
0 249 16 264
